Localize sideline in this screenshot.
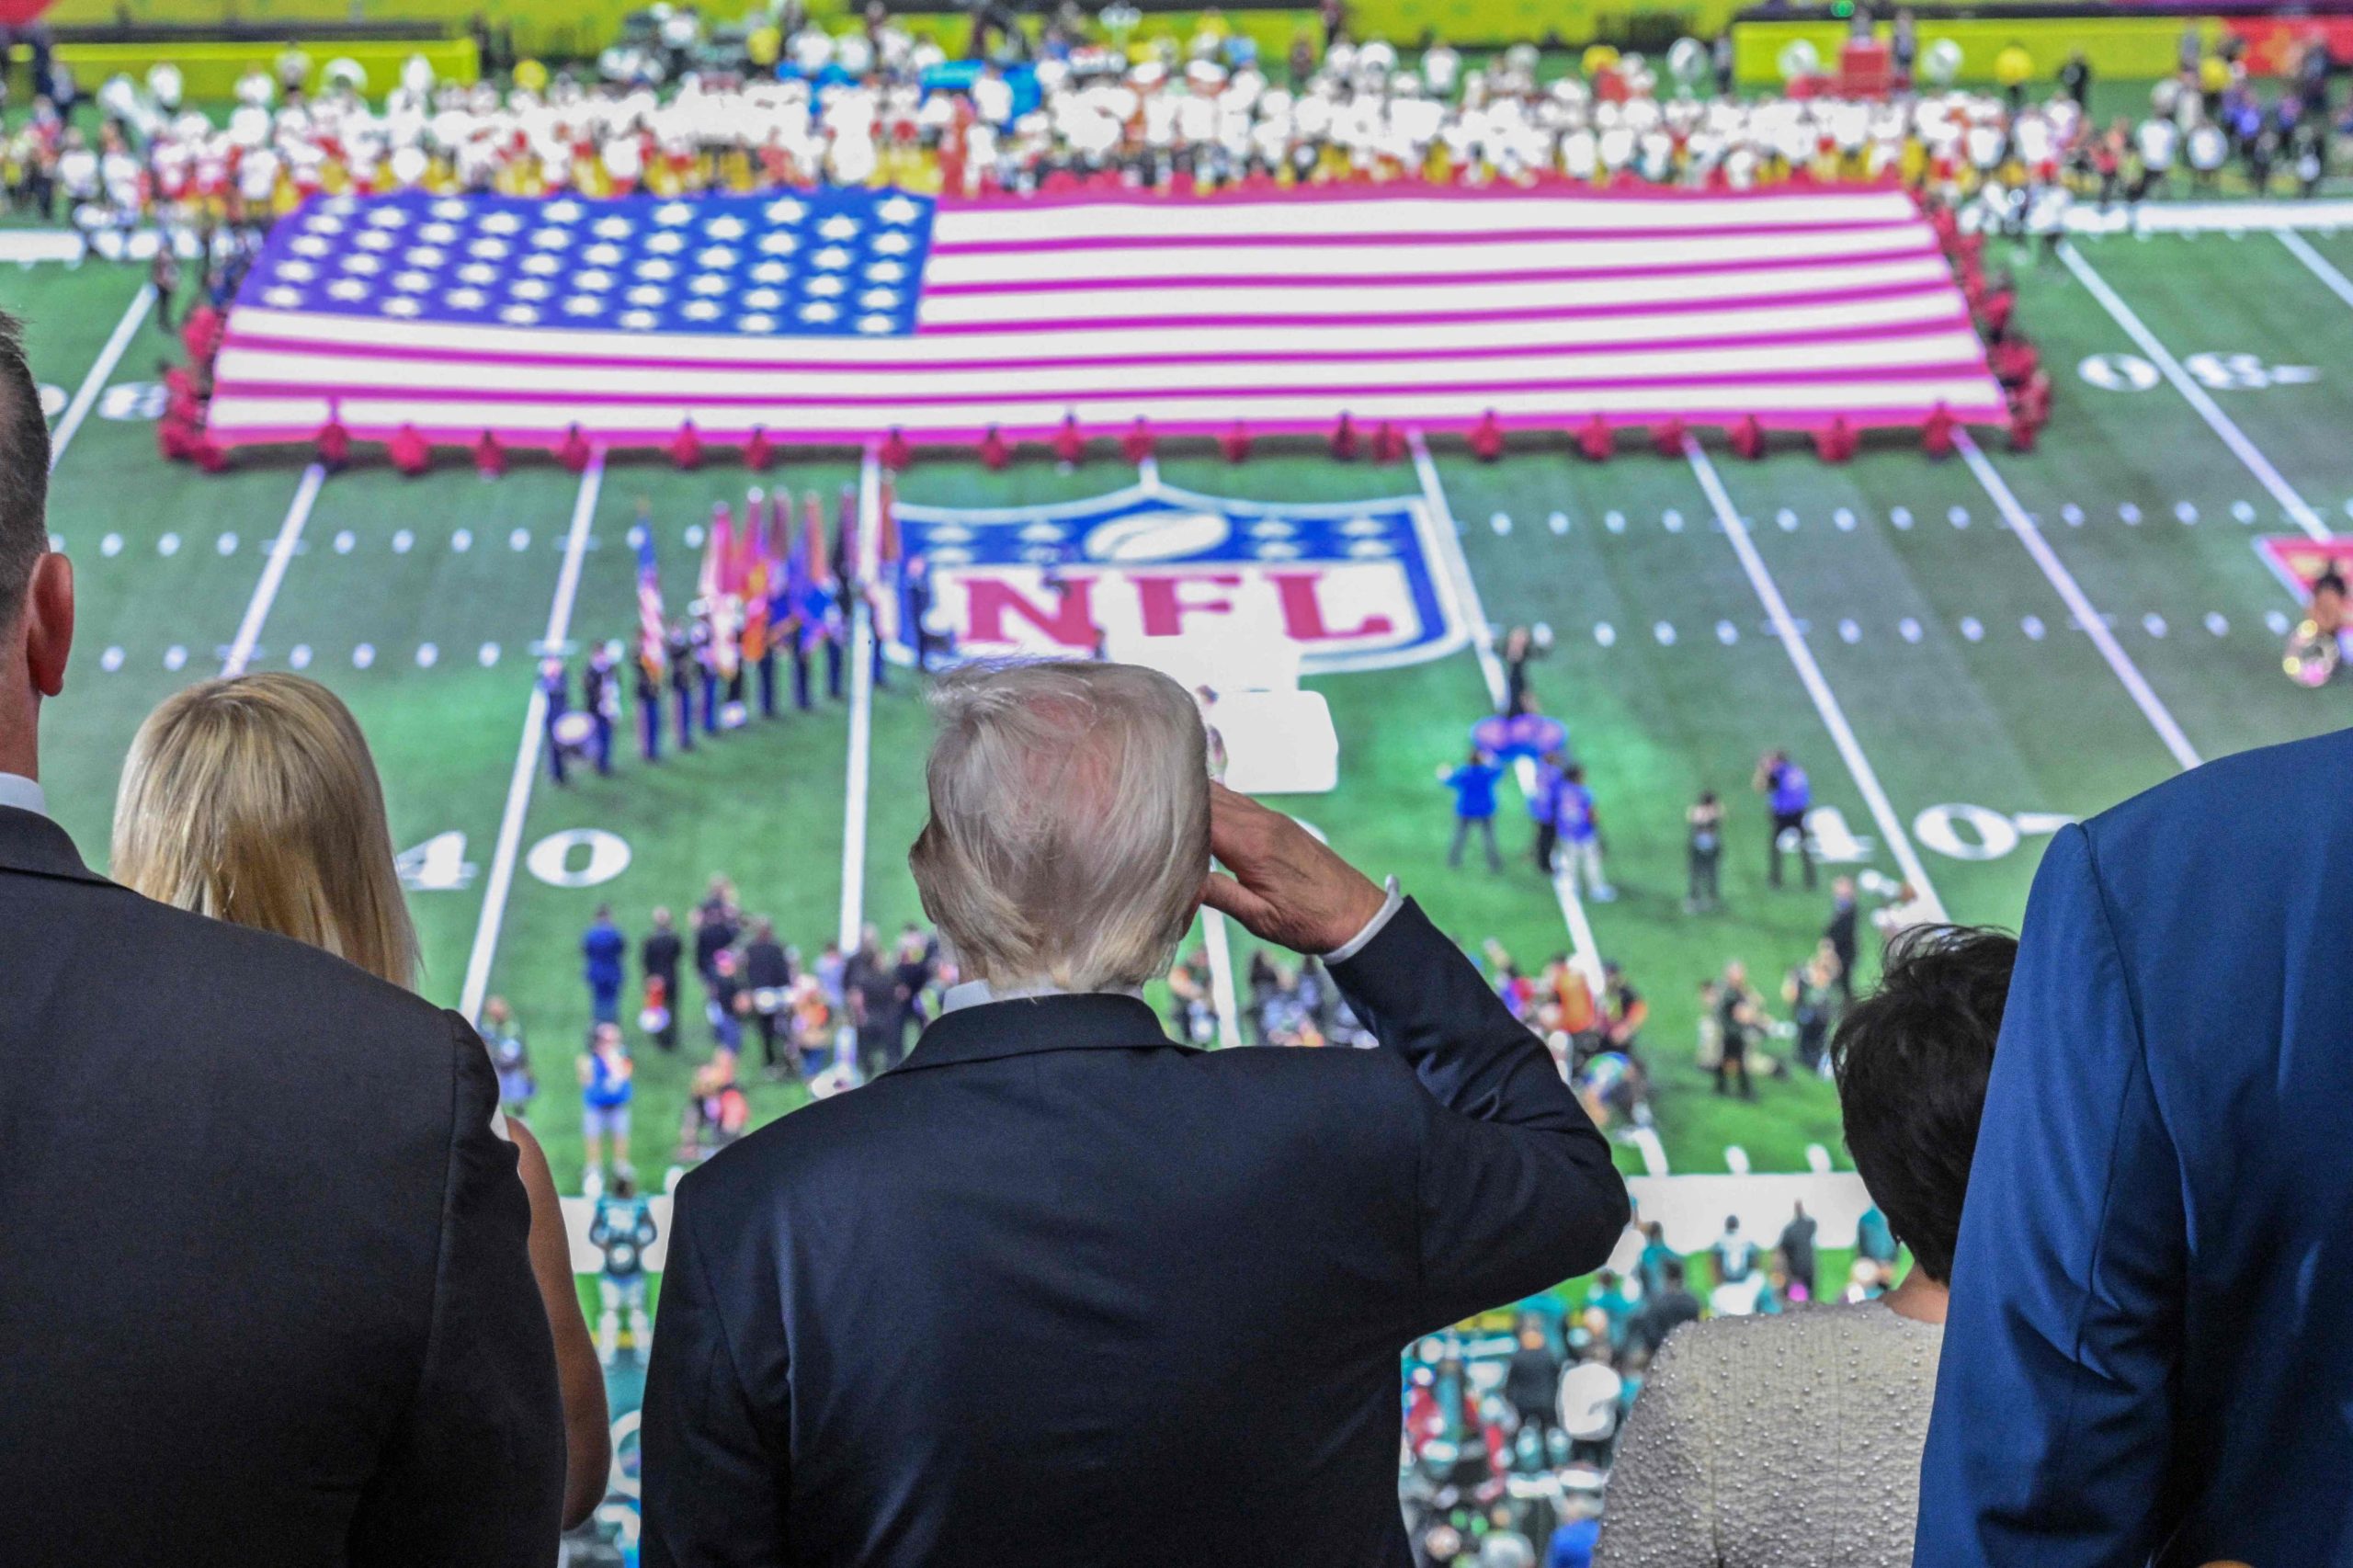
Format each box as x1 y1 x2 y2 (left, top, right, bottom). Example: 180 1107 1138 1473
458 450 606 1021
1686 437 1948 922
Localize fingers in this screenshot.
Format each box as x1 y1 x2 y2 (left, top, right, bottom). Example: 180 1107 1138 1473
1199 870 1279 943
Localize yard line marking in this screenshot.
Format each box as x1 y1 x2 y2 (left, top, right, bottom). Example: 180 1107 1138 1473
1685 437 1948 922
49 287 153 472
222 463 325 676
1409 430 1604 988
459 450 605 1023
2060 241 2331 540
838 444 882 953
2279 228 2353 313
1957 433 2202 771
1201 907 1244 1050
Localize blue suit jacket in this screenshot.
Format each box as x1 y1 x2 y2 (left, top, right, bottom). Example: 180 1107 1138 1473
1917 727 2353 1566
640 898 1629 1567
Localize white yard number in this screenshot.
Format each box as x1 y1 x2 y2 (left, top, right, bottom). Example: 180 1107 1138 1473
2077 353 2159 392
1802 805 1874 864
395 830 477 892
2182 352 2317 391
527 827 631 888
1913 805 2076 862
97 381 166 421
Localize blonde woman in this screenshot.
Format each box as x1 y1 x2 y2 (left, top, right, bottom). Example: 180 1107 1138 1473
114 673 610 1528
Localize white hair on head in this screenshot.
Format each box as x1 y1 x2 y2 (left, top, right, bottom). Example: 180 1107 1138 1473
909 658 1211 994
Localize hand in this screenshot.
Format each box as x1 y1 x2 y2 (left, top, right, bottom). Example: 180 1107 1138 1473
1199 782 1390 957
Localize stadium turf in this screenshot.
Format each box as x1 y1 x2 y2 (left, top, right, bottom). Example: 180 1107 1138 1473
13 219 2352 1208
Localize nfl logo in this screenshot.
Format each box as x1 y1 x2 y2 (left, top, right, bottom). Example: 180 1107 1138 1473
880 481 1466 676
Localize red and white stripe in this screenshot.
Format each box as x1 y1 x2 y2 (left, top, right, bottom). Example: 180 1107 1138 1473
205 187 2007 451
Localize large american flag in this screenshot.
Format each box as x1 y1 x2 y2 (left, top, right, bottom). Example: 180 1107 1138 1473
205 184 2006 450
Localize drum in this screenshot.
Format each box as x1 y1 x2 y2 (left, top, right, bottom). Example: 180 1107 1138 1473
551 710 597 753
2284 619 2341 687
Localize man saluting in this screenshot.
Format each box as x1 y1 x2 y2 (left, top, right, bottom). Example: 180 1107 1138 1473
643 660 1629 1567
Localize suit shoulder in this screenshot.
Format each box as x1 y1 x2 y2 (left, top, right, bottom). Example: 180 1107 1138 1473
2091 728 2353 852
84 883 465 1063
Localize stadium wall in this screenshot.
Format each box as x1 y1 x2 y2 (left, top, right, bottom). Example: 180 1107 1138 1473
22 35 479 97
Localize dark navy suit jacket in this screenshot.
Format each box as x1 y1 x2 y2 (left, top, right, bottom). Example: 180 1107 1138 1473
642 897 1629 1567
0 804 563 1566
1917 728 2353 1566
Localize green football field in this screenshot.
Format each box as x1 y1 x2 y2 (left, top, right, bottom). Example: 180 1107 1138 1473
14 215 2353 1207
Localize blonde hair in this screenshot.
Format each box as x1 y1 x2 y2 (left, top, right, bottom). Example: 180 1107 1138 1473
909 659 1209 994
112 673 419 987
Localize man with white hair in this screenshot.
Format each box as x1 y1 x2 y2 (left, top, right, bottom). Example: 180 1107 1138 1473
642 658 1629 1567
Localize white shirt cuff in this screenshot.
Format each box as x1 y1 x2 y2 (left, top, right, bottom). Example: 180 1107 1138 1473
1324 877 1404 963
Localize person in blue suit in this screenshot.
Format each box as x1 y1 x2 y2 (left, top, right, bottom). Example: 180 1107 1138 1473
1916 728 2353 1567
582 903 627 1027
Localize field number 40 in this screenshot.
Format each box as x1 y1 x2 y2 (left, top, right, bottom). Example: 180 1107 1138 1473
396 827 631 892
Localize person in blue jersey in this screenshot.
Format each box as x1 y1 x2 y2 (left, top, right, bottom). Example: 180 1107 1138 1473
1439 746 1504 871
582 903 627 1027
1753 748 1815 890
577 1021 635 1188
1552 764 1615 902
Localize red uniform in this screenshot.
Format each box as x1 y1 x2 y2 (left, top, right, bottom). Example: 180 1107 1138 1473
1120 418 1155 466
315 416 351 469
742 426 774 472
1051 415 1085 468
1372 421 1405 464
389 424 431 476
1330 412 1358 461
1814 415 1857 463
1578 414 1613 462
557 423 593 474
668 420 705 470
473 430 506 478
1922 403 1957 459
1467 411 1503 463
880 427 914 471
1649 416 1687 459
1219 422 1251 464
1728 415 1765 460
978 426 1011 471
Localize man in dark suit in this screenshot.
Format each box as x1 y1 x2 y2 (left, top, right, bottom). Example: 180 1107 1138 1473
0 309 563 1566
1918 729 2353 1566
642 659 1629 1567
642 904 683 1051
1824 874 1860 1003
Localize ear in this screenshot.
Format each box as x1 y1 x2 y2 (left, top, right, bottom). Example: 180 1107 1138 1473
23 551 73 699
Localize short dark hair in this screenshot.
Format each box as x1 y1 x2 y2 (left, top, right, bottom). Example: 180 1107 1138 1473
0 310 52 630
1831 924 2016 1282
